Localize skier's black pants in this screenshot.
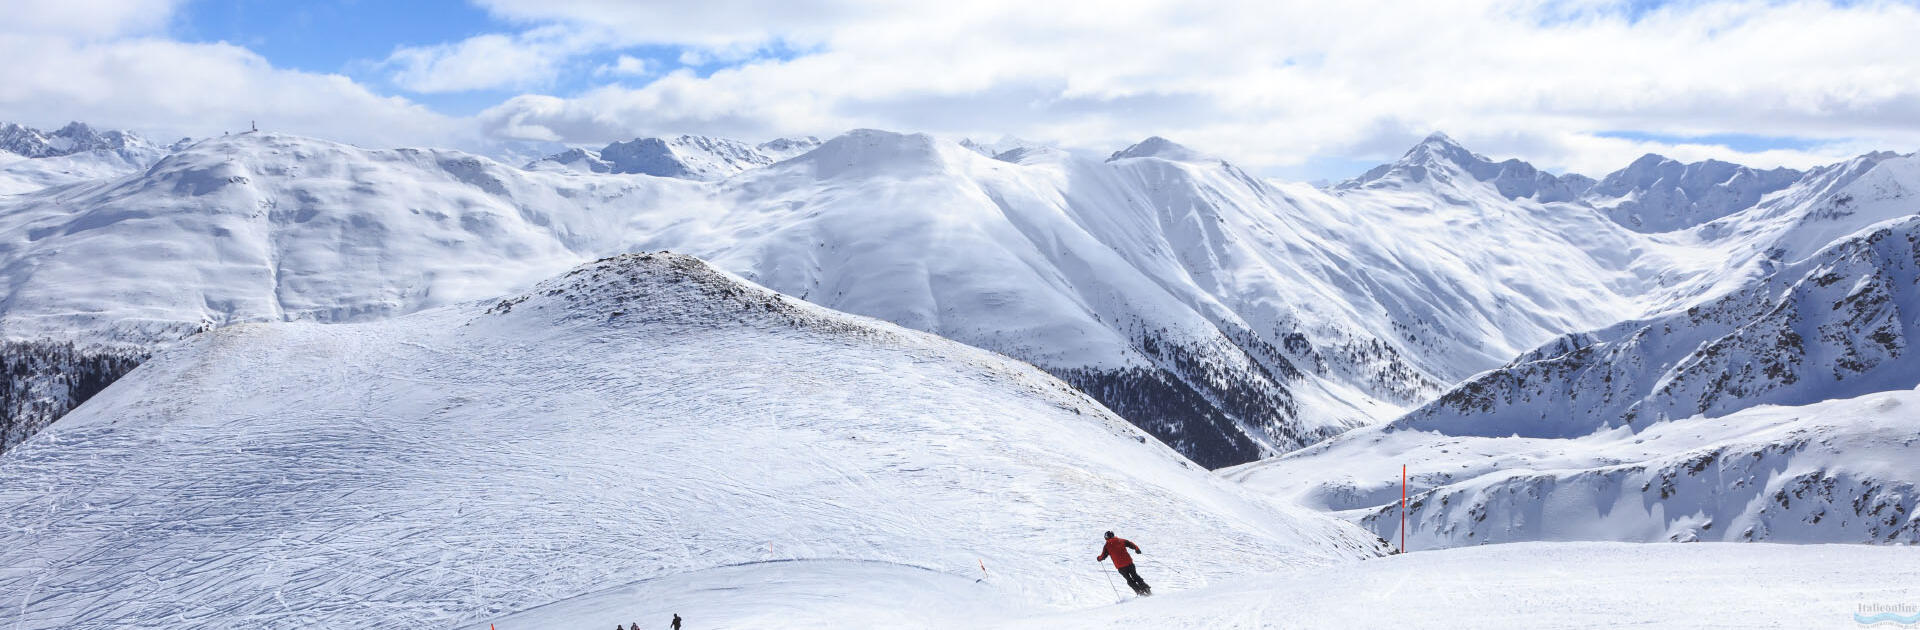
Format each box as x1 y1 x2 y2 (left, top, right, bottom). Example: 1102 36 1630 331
1117 564 1150 594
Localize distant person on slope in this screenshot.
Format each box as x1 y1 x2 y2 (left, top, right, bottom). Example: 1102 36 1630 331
671 613 682 629
1097 531 1151 596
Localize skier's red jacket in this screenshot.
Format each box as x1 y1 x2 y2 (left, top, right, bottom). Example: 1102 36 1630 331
1098 537 1140 568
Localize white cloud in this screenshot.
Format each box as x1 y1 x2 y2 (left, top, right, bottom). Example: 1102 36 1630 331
0 32 460 148
595 55 651 78
381 26 607 94
0 0 182 39
6 0 1917 179
463 0 1920 178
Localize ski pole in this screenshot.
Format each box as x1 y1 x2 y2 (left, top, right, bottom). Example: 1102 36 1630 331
1100 561 1121 602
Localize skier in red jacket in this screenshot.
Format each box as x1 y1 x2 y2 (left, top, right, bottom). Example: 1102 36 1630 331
1097 531 1152 595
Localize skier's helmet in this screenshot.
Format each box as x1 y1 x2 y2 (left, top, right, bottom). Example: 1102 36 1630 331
1103 531 1114 539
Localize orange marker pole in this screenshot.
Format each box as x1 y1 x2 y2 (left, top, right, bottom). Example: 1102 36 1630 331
979 558 989 580
1400 464 1407 554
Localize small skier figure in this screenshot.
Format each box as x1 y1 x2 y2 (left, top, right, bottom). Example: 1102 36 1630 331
1097 530 1151 596
670 613 682 629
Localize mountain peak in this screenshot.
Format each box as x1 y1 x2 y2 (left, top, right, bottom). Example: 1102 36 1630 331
1335 132 1597 202
1589 153 1805 232
1 120 157 160
526 134 783 180
783 129 948 178
483 252 822 331
1107 136 1213 163
1399 131 1483 167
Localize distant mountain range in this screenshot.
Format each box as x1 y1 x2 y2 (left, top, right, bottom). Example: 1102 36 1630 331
1 122 1915 479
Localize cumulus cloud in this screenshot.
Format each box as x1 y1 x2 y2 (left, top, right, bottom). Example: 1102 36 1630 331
460 0 1920 177
382 25 610 94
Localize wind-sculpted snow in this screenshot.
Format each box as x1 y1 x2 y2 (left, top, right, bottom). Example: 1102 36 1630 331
0 253 1383 628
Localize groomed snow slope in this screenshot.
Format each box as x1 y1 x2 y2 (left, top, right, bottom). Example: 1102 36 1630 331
1002 542 1920 629
0 253 1382 629
471 542 1920 628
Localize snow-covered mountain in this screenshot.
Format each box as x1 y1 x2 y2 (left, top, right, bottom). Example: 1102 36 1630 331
527 134 820 180
1338 132 1599 203
1247 149 1920 546
0 123 1910 473
0 128 1585 466
0 121 166 161
1586 154 1803 232
0 122 183 195
0 253 1383 628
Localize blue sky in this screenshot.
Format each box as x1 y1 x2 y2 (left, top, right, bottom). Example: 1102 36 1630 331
4 0 1918 181
169 1 673 115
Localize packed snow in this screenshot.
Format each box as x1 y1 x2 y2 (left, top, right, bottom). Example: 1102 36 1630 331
1003 542 1920 629
0 253 1381 628
476 542 1920 628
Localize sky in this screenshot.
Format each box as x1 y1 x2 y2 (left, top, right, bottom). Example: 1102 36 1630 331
2 0 1918 181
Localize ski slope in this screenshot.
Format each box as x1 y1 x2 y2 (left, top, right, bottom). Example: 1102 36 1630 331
1003 542 1920 629
0 253 1381 629
470 541 1920 628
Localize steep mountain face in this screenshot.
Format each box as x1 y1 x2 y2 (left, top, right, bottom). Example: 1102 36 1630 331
0 122 183 195
1587 154 1802 233
528 134 821 180
0 253 1383 628
1401 215 1920 439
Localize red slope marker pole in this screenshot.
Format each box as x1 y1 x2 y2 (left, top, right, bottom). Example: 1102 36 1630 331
979 558 989 580
1400 464 1407 554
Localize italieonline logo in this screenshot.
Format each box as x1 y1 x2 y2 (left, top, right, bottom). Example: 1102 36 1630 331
1857 603 1920 627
